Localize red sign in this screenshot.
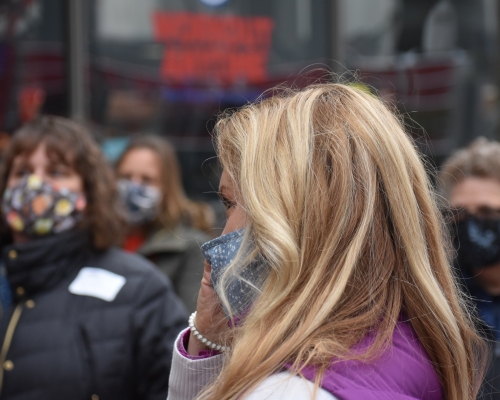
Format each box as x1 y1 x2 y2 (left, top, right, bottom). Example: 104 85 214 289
18 87 45 123
153 12 274 84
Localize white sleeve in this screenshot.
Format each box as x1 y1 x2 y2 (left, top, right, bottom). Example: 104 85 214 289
167 329 224 400
244 371 338 400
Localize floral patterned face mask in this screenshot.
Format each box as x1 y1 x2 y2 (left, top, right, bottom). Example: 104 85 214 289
2 174 87 237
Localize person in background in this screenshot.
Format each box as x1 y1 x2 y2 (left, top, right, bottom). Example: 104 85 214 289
0 116 187 400
167 83 486 400
440 137 500 399
115 135 214 312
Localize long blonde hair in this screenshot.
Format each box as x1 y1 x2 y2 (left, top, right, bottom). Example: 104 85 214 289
202 83 486 399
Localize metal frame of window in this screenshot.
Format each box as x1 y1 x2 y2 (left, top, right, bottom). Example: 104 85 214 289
67 0 87 122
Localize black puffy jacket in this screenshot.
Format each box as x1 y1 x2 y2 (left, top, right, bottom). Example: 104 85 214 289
0 230 188 400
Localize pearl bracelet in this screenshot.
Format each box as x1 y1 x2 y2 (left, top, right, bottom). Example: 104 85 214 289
188 311 229 352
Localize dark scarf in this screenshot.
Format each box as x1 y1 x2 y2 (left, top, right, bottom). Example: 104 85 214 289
4 230 92 298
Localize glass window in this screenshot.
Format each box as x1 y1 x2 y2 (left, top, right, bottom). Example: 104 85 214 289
343 0 498 161
0 0 68 135
89 0 332 199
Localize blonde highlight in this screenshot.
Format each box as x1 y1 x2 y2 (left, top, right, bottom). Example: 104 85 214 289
203 83 486 399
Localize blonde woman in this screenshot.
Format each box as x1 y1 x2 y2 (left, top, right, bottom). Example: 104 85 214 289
168 84 486 399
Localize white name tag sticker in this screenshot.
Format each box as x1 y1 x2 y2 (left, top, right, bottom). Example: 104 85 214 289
69 267 126 302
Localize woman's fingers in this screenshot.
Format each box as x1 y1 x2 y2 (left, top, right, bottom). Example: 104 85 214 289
187 261 228 356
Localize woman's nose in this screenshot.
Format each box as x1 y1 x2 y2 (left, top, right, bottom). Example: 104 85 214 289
129 176 144 185
32 169 47 181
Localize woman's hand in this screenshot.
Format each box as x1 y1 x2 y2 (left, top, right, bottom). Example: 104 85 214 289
187 261 228 356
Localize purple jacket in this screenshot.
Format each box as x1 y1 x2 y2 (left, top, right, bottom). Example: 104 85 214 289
297 320 443 400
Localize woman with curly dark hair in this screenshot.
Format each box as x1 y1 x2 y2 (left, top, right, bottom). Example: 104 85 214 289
0 116 187 400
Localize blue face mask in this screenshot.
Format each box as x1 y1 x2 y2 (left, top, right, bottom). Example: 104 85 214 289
117 179 161 226
200 229 269 318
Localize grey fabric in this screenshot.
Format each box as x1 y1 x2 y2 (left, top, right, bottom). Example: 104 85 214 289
138 226 209 312
167 332 223 400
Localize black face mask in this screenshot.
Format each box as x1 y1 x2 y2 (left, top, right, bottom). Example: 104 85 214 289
454 215 500 272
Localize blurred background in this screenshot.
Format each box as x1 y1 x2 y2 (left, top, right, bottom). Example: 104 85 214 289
0 0 498 203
